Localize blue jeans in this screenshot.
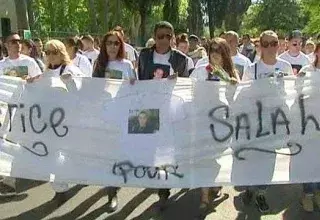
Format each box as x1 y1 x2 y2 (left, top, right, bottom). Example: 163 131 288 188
303 183 320 194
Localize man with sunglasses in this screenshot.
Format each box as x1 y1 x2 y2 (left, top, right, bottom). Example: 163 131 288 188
225 31 252 80
0 33 42 79
279 30 310 75
138 21 189 80
241 31 293 213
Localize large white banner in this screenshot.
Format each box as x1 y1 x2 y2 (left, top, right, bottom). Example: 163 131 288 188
0 74 319 188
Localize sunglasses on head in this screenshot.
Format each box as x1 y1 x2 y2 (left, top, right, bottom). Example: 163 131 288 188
106 41 121 46
261 41 279 48
156 34 172 40
44 49 59 55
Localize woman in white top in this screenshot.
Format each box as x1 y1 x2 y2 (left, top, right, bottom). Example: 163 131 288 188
299 42 320 75
64 37 93 77
176 33 195 74
190 38 239 218
93 31 136 81
43 40 84 78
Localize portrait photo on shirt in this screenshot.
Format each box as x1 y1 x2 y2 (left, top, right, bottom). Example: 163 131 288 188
234 64 245 80
291 64 303 75
3 66 28 78
151 64 170 79
128 109 160 134
105 68 123 79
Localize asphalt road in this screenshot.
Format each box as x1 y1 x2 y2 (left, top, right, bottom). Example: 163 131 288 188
1 179 320 220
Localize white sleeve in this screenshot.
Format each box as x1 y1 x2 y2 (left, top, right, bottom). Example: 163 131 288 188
80 57 93 77
242 64 254 81
285 63 294 75
125 46 136 62
126 61 136 80
28 59 43 77
187 57 195 71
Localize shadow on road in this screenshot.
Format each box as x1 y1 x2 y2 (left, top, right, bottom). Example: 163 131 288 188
78 188 154 220
0 193 28 204
2 185 84 220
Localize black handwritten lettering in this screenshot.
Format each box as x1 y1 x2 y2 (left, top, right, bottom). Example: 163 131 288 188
209 106 233 142
235 113 251 140
299 94 320 135
112 161 184 184
50 108 68 137
271 108 290 135
22 141 48 157
8 104 18 132
234 142 302 160
29 104 47 134
256 101 270 138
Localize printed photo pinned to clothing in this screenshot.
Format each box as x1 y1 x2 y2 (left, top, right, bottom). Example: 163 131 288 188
3 66 28 79
105 69 123 79
291 64 303 76
234 64 244 80
151 64 170 79
128 109 160 134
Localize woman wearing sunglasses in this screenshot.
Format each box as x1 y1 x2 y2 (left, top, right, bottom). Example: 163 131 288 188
190 38 239 219
93 31 136 81
43 40 84 78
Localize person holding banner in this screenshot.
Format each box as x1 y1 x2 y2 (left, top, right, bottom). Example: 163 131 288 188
297 42 320 212
241 30 293 213
190 37 239 218
92 30 136 212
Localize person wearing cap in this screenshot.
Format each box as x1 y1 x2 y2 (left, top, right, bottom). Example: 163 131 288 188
188 34 207 65
278 30 310 75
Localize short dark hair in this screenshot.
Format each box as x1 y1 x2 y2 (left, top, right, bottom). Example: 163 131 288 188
154 21 174 35
64 37 81 52
288 30 303 41
243 34 250 39
33 38 42 43
82 35 94 43
5 32 20 42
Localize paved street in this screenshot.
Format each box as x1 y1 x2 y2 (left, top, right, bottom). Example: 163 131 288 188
1 180 320 220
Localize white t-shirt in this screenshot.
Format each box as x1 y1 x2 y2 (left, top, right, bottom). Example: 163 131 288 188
44 64 84 77
105 59 136 80
72 53 93 77
278 51 310 75
153 51 174 77
232 52 252 80
125 43 137 62
187 56 195 72
195 57 209 68
83 49 99 65
0 54 42 78
307 52 315 63
243 58 293 81
299 64 320 74
189 65 209 81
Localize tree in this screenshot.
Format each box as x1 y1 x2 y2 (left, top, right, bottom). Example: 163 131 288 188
241 0 307 37
187 0 204 37
163 0 180 29
14 0 30 31
302 0 320 35
224 0 251 31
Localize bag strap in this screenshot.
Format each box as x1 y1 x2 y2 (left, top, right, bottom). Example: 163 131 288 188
59 64 67 76
254 62 257 80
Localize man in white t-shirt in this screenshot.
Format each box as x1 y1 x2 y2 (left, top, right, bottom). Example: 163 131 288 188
113 26 138 67
241 30 293 213
81 35 100 65
278 30 310 75
225 31 252 80
0 33 42 79
243 31 293 81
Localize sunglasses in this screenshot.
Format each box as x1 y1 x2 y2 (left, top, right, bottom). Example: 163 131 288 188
9 39 21 44
261 41 279 48
292 42 302 47
44 50 59 55
156 34 172 40
106 41 121 46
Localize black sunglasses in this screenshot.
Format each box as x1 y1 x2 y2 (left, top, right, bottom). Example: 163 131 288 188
9 39 21 44
261 41 279 48
44 50 59 55
156 34 172 40
106 41 121 46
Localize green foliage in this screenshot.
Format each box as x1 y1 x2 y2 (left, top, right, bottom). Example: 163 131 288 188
301 0 320 35
241 0 307 37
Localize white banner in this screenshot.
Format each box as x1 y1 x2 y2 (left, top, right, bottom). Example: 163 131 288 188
0 74 319 188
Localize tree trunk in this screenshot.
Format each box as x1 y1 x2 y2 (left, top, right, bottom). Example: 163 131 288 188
26 0 34 30
207 0 215 38
14 0 30 32
88 0 98 33
139 10 147 46
104 0 109 32
188 0 203 36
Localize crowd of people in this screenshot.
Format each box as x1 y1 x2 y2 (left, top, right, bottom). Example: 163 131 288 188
0 20 320 218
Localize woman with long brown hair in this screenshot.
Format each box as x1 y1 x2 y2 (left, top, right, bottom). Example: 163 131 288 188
190 37 239 82
93 31 136 80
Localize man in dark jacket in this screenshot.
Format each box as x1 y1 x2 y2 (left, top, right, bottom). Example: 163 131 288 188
138 21 189 80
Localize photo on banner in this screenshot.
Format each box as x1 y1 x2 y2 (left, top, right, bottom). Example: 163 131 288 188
3 66 28 78
105 69 123 79
128 109 160 134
